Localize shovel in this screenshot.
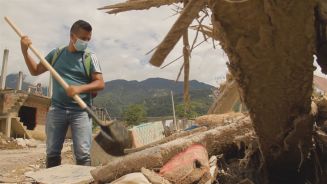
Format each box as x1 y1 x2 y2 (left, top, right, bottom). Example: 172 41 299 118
4 16 130 155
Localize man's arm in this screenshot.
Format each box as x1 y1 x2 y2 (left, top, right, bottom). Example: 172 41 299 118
21 36 47 76
66 73 105 97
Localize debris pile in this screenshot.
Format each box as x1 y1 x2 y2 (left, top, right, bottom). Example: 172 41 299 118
97 0 326 182
4 0 327 183
15 138 38 148
109 144 217 184
0 133 23 149
90 114 256 183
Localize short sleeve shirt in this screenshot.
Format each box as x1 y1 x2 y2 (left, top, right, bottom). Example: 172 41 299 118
45 47 102 110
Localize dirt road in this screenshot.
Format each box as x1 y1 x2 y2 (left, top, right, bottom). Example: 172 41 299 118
0 140 74 183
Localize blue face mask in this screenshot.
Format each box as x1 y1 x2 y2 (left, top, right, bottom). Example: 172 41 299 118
73 38 88 51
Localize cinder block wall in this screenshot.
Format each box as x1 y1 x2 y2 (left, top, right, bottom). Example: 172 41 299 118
24 98 50 126
0 92 26 114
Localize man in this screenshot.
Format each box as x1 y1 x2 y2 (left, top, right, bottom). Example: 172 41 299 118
36 83 42 95
20 20 104 167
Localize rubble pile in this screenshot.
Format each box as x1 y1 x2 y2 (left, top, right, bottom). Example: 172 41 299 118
0 133 23 150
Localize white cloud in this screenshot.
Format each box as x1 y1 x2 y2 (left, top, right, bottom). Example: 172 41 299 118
0 0 227 87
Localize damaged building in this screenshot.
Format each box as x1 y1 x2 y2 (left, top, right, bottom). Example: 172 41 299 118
0 49 51 139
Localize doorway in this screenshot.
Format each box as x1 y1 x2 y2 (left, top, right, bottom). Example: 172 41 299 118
18 106 37 130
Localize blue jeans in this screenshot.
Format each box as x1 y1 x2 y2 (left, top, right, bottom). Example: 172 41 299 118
46 105 92 165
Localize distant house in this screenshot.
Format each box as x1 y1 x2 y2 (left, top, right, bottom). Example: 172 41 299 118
0 89 51 139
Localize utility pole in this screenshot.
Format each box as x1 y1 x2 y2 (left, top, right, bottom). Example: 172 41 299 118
171 90 177 130
16 71 23 90
0 49 9 90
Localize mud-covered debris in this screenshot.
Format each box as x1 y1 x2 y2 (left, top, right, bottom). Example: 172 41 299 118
159 144 210 183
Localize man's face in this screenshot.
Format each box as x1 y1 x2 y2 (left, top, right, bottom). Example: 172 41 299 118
71 28 92 43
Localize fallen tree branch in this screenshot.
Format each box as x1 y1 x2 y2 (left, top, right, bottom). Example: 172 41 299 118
98 0 183 14
91 116 254 183
190 25 216 40
195 112 247 128
149 0 207 67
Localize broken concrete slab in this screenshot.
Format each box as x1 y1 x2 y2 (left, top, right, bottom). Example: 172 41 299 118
25 164 95 184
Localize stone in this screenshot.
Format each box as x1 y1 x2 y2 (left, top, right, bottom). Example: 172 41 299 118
25 164 95 184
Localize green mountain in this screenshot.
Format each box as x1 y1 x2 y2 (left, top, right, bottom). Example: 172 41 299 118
93 78 215 118
3 74 214 118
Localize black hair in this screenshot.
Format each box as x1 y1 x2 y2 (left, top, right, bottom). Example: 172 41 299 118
70 20 92 34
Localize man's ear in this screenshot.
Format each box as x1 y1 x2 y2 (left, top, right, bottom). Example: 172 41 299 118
70 33 75 41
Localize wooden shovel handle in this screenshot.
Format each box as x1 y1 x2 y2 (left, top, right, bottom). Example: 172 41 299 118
3 17 110 128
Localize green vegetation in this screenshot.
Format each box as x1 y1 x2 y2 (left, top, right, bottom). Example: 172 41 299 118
122 104 147 126
175 101 208 119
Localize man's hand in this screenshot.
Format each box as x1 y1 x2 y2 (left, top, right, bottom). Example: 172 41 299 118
66 86 82 97
21 36 32 53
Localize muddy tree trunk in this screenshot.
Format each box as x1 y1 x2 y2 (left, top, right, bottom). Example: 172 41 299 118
209 0 316 182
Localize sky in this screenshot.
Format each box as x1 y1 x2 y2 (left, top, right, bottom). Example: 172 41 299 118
0 0 230 87
0 0 325 88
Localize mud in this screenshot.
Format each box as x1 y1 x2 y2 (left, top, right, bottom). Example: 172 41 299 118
209 0 316 182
